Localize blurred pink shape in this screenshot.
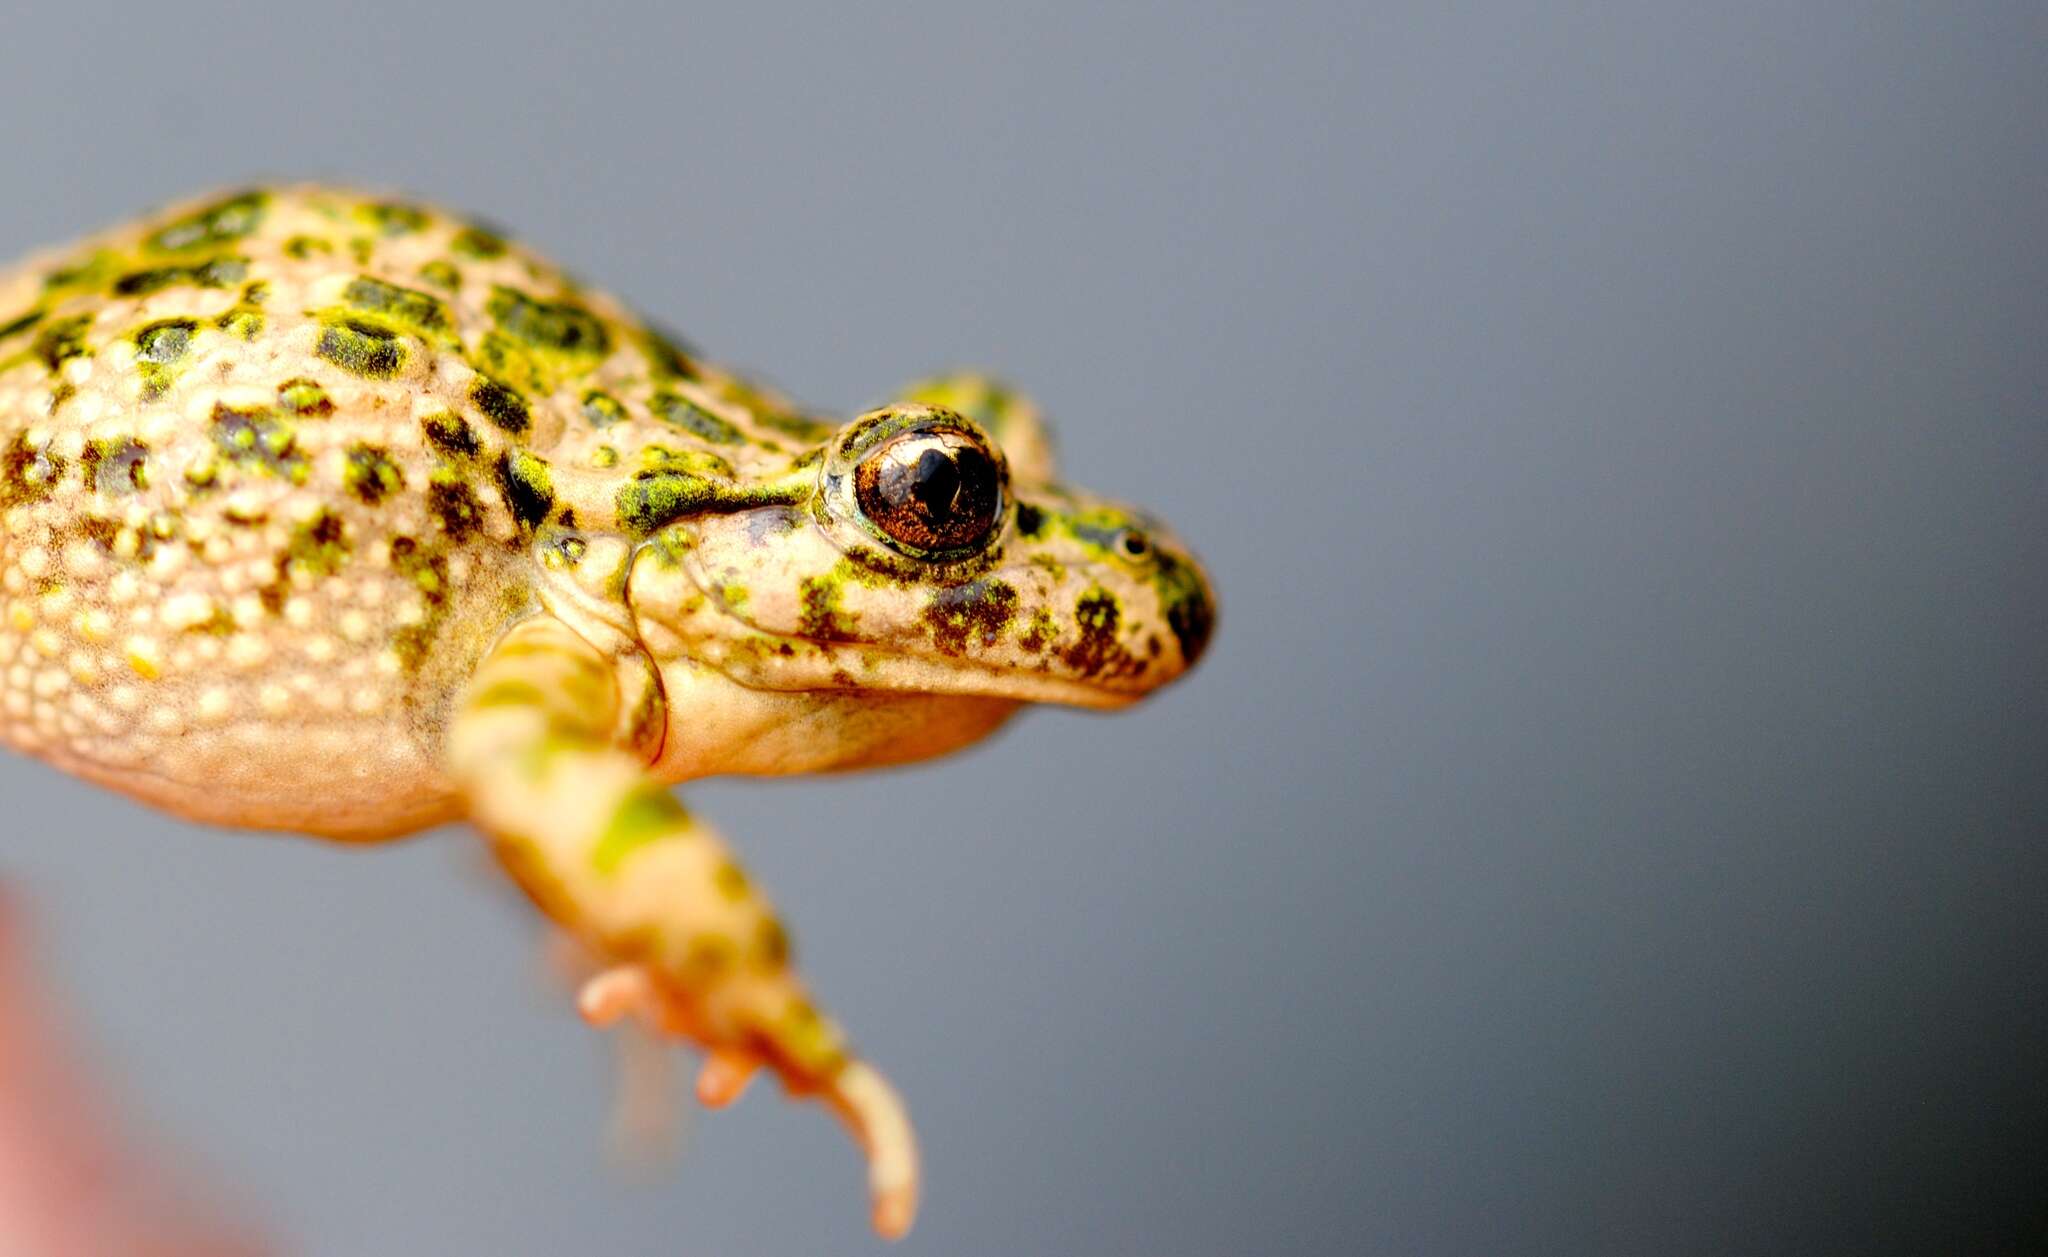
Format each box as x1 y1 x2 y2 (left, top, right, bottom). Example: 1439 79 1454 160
0 889 268 1257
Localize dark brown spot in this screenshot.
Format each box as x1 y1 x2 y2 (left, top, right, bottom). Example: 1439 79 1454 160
1057 587 1137 679
421 409 480 458
469 376 529 435
924 578 1019 654
428 477 484 541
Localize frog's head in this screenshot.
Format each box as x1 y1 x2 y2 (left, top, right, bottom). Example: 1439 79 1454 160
629 381 1213 751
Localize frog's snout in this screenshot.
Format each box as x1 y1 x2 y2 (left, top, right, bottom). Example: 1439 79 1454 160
1104 524 1214 675
1155 539 1216 671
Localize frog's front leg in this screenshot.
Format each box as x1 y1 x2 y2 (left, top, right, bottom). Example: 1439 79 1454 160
446 616 918 1239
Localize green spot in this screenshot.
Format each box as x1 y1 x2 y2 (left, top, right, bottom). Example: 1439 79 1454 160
343 443 403 505
468 330 543 394
42 249 120 292
652 391 741 444
210 403 309 482
592 785 689 877
31 314 92 372
581 390 626 429
487 285 609 357
283 508 350 576
132 318 198 400
712 859 750 902
640 443 734 479
1 434 65 506
418 259 460 290
113 255 247 296
798 572 858 642
614 471 808 535
388 536 448 605
639 325 699 379
469 376 529 435
214 303 264 340
451 226 507 259
83 437 150 495
317 318 407 378
283 235 333 259
421 408 480 458
147 191 267 252
616 472 716 534
0 310 42 344
758 409 834 441
342 276 453 340
494 449 554 528
356 200 429 236
277 378 333 416
757 919 792 968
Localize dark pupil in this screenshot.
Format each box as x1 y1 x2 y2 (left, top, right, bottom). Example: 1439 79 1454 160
858 433 1002 552
910 447 961 515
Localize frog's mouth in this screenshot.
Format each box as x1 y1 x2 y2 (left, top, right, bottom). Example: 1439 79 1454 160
673 564 1166 711
692 606 1156 711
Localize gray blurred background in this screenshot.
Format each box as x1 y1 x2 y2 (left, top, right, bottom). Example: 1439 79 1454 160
2 3 2045 1254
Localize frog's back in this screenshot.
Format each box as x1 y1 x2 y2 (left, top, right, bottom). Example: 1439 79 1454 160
0 184 800 837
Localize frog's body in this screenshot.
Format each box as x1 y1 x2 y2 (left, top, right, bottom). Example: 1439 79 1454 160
0 185 1213 1236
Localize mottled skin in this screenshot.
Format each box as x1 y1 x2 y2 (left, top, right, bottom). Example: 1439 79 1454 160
0 185 1214 1237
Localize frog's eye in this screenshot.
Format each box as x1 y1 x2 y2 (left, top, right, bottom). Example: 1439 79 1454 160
853 426 1004 555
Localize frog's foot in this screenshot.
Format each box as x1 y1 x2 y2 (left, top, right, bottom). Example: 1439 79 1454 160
449 616 920 1239
575 960 917 1237
578 967 757 1106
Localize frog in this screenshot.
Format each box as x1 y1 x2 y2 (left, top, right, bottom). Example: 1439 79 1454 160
0 184 1214 1238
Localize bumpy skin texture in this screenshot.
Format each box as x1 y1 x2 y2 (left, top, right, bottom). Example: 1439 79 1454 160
0 185 1215 1237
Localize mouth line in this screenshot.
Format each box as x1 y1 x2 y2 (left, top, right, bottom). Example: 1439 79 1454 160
690 604 1147 709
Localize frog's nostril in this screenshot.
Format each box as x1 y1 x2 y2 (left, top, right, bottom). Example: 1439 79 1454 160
1118 529 1151 558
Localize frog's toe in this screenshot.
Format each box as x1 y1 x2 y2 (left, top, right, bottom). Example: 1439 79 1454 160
577 963 657 1027
695 1047 759 1108
825 1059 920 1241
